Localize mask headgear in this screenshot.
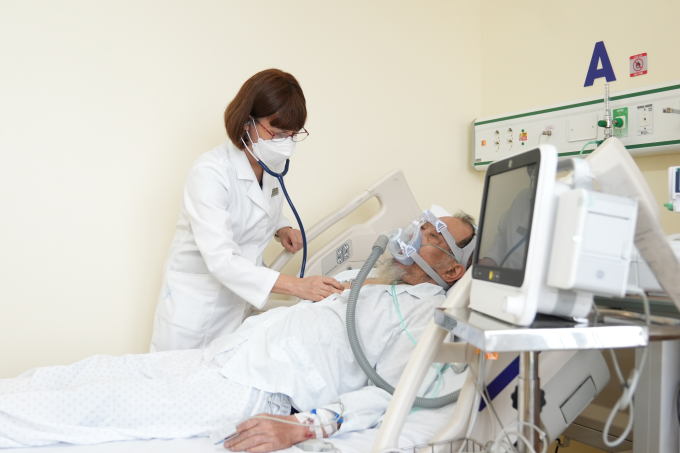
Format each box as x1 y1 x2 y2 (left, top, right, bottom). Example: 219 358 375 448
385 210 477 289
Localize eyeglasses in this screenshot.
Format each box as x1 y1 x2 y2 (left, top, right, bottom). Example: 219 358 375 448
256 119 309 142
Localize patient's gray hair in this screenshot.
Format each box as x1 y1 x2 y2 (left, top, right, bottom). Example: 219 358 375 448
453 210 476 268
453 210 476 248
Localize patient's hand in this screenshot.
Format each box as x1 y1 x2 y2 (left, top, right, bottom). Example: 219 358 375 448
223 414 308 452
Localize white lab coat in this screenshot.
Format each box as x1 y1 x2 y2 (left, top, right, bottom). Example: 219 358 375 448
150 141 291 352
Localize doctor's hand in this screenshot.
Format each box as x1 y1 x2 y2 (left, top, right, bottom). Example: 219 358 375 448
277 227 303 253
223 414 308 452
297 276 344 301
273 274 344 302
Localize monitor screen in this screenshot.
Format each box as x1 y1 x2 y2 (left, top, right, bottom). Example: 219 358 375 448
473 150 540 287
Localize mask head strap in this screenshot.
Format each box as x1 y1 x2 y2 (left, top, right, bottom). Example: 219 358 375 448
422 210 477 269
409 251 450 290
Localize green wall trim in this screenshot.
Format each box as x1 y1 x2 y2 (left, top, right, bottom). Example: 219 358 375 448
558 150 594 157
625 139 680 149
475 84 680 127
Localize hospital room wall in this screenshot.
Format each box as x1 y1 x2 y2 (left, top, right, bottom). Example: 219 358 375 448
480 0 680 235
0 1 484 378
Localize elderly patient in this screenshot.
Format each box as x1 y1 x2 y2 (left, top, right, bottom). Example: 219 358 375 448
0 212 475 452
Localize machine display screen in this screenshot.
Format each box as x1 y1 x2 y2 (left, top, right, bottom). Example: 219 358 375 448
473 150 540 287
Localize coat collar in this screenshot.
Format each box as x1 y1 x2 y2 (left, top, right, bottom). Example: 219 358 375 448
228 142 273 218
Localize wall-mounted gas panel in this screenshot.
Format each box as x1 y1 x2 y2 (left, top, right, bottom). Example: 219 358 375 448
472 80 680 171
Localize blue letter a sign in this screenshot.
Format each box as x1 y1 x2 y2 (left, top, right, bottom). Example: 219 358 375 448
584 41 616 87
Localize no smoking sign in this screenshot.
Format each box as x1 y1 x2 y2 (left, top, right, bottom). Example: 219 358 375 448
630 53 648 77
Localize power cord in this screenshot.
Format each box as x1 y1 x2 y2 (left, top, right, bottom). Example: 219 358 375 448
601 287 651 447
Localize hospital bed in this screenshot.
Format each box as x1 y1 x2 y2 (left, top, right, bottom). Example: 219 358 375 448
4 170 469 453
1 169 630 452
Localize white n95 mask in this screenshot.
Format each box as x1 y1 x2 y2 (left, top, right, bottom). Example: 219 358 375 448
242 119 296 169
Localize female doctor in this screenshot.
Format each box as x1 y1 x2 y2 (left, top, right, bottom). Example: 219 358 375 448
150 69 343 352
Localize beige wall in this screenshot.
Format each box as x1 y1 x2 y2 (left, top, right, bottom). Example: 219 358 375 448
481 0 680 234
0 1 483 377
2 0 676 380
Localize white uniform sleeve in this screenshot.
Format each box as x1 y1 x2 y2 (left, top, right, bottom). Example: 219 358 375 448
183 163 279 309
275 212 292 233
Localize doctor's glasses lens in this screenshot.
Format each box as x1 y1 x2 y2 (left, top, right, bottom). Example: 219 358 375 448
291 130 309 142
270 129 309 142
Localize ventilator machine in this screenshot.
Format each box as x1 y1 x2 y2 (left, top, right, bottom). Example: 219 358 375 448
363 137 680 453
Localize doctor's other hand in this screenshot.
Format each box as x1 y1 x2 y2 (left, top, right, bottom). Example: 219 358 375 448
223 414 308 453
277 227 303 253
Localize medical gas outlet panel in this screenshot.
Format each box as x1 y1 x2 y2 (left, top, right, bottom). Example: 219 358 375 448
472 80 680 170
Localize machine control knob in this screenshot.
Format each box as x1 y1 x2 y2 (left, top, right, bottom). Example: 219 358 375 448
510 386 547 413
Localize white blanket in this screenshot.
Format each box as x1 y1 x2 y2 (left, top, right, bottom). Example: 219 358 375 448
0 350 272 448
1 368 466 452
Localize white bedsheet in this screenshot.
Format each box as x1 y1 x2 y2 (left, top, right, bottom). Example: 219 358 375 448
3 368 467 453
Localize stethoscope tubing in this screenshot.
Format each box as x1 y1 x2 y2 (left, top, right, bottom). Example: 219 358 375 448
258 159 307 278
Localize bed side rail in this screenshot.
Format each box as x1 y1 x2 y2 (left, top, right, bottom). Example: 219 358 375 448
269 169 421 275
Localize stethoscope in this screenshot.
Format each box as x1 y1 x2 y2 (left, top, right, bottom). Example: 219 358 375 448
257 158 307 278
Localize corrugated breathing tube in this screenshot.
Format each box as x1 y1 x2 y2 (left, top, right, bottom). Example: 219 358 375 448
345 235 460 409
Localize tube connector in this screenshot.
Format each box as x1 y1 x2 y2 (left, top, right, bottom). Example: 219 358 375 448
598 118 623 128
374 235 389 252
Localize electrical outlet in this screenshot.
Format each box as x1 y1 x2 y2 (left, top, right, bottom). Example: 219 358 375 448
637 104 654 135
640 109 651 126
506 128 513 150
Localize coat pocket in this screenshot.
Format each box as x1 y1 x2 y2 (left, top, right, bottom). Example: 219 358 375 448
164 270 221 333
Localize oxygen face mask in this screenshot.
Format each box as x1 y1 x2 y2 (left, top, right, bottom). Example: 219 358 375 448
384 210 477 289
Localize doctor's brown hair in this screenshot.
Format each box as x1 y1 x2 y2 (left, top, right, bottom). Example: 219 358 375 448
225 69 307 149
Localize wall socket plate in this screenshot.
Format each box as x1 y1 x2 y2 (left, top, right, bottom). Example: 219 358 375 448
472 80 680 171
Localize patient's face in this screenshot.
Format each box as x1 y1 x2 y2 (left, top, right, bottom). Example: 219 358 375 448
399 217 473 286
